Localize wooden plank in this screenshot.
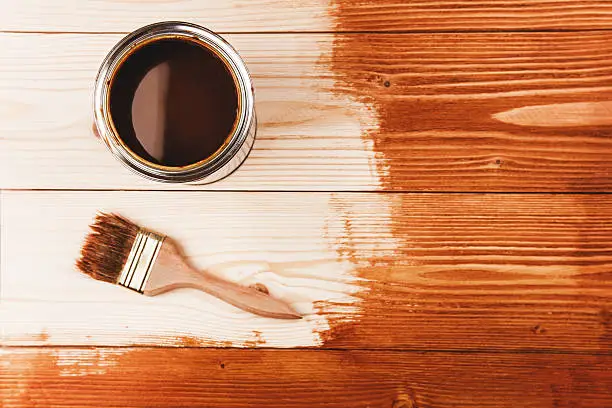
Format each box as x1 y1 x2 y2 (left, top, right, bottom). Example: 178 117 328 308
2 32 612 192
0 33 380 191
332 32 612 192
3 348 612 408
2 191 611 351
2 0 612 32
0 191 365 348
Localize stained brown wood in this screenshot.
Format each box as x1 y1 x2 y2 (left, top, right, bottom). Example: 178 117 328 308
2 0 612 32
3 347 612 408
3 191 611 351
331 0 612 32
2 32 612 191
331 32 612 192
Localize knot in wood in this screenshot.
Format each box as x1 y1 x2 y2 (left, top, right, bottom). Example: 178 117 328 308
250 282 269 295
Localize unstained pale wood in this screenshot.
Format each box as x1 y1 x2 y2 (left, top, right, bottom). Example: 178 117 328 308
0 191 369 348
3 348 612 408
0 33 380 191
2 191 611 351
2 32 612 191
2 0 612 32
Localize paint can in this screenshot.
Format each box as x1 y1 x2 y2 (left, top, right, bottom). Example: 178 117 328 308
93 21 255 183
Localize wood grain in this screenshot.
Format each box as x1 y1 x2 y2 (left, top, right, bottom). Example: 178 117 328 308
2 32 612 191
2 0 612 32
331 32 612 192
0 33 380 191
2 191 611 351
2 0 610 405
0 191 365 348
3 348 612 408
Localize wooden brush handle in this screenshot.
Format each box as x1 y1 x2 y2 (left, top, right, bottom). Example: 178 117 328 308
143 241 301 319
185 270 301 320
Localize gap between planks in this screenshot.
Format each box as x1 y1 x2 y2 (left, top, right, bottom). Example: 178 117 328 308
5 29 612 35
2 345 612 356
2 189 612 194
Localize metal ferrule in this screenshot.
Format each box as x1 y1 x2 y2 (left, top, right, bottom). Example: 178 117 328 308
93 21 256 184
117 229 165 293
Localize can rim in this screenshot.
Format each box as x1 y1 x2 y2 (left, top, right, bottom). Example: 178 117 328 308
93 21 255 183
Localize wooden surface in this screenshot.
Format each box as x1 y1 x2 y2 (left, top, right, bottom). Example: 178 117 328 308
2 192 611 351
2 1 612 407
2 0 612 32
4 348 612 408
3 31 612 191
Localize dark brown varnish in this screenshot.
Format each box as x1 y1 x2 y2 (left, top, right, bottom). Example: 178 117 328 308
109 39 238 167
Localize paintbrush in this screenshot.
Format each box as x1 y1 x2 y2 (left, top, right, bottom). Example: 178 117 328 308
76 212 301 319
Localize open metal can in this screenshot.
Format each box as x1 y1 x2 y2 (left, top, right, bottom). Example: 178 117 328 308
93 21 256 184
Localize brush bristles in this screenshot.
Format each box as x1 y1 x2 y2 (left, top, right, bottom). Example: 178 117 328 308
76 212 140 283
